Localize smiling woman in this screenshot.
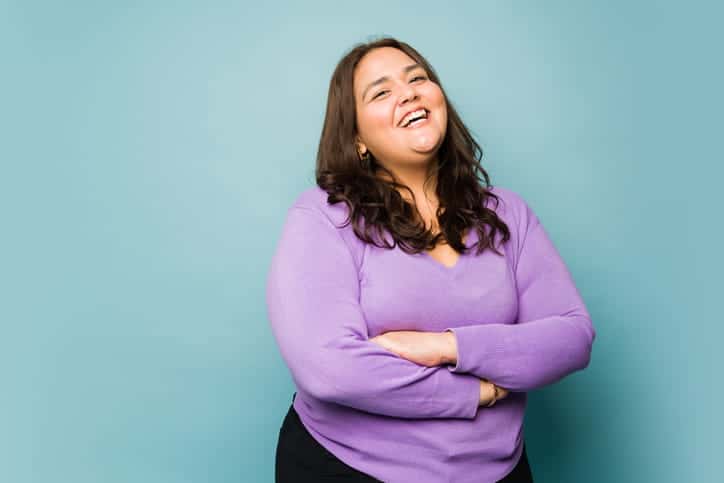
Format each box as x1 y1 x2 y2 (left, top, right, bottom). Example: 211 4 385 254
354 48 448 172
314 38 511 257
268 36 595 483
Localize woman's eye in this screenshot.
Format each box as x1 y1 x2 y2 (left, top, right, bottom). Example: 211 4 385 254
372 76 426 99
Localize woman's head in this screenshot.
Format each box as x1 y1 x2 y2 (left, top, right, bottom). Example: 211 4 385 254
352 45 448 176
315 37 509 256
317 37 451 184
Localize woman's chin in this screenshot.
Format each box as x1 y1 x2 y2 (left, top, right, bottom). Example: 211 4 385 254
407 132 443 154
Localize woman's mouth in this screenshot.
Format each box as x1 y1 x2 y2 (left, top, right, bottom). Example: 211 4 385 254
404 117 429 129
399 109 430 129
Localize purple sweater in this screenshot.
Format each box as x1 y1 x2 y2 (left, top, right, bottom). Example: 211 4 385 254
266 185 595 482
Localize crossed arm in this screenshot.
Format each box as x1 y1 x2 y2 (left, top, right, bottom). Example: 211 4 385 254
266 198 595 419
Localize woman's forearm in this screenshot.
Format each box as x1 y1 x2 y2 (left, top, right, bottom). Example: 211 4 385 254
439 331 458 366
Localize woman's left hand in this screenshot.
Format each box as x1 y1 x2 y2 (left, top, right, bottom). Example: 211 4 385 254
368 330 456 367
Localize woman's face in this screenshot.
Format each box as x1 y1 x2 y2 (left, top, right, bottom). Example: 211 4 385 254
353 47 448 170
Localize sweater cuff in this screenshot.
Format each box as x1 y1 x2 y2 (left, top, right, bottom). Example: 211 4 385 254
443 328 466 373
452 372 481 419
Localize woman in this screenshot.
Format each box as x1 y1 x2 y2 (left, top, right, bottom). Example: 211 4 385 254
266 37 595 482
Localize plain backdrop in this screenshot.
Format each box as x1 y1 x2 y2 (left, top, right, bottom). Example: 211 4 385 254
1 1 722 482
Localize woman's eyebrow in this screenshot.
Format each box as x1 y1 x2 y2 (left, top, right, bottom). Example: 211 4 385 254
362 63 422 100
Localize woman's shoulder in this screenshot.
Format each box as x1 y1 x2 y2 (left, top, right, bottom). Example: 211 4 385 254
290 186 352 226
485 184 532 221
291 185 330 209
287 186 366 259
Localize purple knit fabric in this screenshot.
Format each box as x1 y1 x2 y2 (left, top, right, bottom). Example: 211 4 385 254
266 185 595 482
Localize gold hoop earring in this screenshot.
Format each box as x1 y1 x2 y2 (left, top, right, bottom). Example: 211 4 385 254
357 146 371 164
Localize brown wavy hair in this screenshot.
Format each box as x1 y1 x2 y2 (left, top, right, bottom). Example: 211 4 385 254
315 36 510 257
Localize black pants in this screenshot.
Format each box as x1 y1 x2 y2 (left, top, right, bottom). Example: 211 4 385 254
275 394 534 482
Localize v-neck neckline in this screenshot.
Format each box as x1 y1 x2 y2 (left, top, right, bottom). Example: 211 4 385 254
421 228 477 272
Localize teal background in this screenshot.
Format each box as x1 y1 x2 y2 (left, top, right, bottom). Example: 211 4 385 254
2 1 721 482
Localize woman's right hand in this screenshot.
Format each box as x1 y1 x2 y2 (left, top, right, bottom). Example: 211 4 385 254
479 379 509 407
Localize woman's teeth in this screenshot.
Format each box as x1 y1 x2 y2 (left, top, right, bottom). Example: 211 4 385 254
401 109 428 127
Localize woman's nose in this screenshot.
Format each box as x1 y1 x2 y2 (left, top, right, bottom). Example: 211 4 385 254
398 83 419 105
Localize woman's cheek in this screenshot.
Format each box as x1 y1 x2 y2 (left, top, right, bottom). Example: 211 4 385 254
372 107 392 127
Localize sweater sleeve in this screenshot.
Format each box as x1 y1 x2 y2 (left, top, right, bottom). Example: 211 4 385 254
444 192 596 392
266 204 482 419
